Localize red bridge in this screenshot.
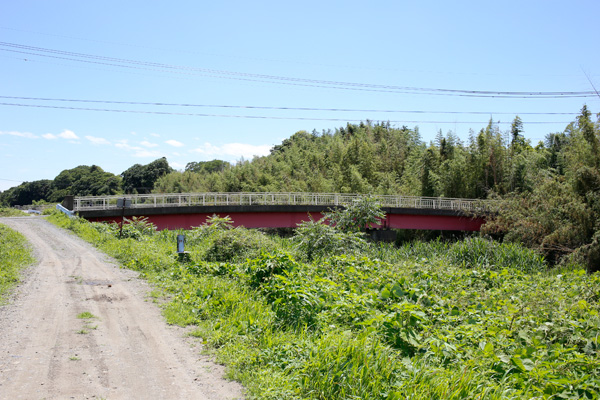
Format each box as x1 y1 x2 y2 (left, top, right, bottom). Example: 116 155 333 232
69 192 487 232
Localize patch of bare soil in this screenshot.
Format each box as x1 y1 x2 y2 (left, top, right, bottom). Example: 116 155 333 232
0 217 244 400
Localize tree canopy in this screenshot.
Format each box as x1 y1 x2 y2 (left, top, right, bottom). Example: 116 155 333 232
0 165 121 206
2 107 599 268
121 157 173 194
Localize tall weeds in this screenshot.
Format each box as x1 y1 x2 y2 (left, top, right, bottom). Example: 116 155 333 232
0 224 35 301
48 212 600 400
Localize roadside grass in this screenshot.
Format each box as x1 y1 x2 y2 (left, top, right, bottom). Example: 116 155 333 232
0 224 35 302
48 212 600 399
77 311 97 319
0 207 28 217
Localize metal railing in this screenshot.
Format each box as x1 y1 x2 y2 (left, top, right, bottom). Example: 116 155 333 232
73 192 487 213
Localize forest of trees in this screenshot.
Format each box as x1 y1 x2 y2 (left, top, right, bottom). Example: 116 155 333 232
1 106 598 268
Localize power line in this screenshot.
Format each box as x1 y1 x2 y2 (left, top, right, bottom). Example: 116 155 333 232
0 41 595 99
0 101 572 124
0 95 580 115
582 67 600 100
0 26 582 78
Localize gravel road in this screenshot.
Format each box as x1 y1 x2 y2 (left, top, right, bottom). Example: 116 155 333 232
0 217 244 400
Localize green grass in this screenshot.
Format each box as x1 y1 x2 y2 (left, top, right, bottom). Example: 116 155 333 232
0 224 35 302
48 212 600 399
77 311 97 319
0 207 27 217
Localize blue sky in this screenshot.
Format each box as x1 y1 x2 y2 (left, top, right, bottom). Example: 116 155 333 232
1 0 599 192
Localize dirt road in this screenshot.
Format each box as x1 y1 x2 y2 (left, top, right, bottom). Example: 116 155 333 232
0 217 244 400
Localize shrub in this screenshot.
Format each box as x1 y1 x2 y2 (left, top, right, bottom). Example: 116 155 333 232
324 195 385 232
203 227 276 262
243 251 300 289
293 218 367 261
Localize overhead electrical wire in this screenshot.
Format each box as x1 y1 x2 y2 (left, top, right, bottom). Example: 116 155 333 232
0 26 583 78
0 41 595 99
0 101 571 124
0 95 579 115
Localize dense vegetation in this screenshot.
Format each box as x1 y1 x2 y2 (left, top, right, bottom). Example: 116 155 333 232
0 157 172 205
0 207 28 217
2 106 599 265
0 224 35 302
49 210 600 399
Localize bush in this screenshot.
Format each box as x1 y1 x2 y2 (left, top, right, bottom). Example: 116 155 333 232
293 218 367 261
243 251 300 289
203 227 276 262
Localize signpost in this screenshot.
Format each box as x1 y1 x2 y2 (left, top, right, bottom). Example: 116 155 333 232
117 198 131 238
176 234 190 261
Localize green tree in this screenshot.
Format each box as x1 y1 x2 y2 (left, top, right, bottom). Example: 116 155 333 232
420 147 438 197
122 157 173 194
324 196 386 232
0 180 53 206
185 159 230 174
510 115 527 154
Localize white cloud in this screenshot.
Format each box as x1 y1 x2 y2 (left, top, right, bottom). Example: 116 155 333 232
115 140 133 150
193 142 220 154
133 149 161 158
115 140 161 158
0 130 38 139
41 130 79 141
140 140 158 148
150 133 160 137
192 142 272 159
86 136 110 145
170 161 185 170
165 139 184 147
58 130 79 140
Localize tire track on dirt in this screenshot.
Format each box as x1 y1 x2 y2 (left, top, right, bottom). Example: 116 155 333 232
0 217 244 400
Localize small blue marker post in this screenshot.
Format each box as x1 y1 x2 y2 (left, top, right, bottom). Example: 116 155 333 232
177 234 190 261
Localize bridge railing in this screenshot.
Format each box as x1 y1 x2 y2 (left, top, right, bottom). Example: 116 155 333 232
73 192 487 213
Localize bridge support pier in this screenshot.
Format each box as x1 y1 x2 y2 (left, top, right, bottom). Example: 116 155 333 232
367 229 397 243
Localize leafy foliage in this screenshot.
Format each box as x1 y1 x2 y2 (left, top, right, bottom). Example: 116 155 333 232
292 217 367 261
121 157 173 194
203 227 276 262
0 207 27 217
0 165 121 206
185 159 230 174
324 195 385 232
49 212 600 400
4 106 599 266
51 165 121 200
483 106 600 268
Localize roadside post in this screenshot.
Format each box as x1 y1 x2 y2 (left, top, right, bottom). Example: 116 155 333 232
117 198 131 238
176 234 190 262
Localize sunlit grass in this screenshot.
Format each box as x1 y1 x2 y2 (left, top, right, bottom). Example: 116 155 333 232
48 212 600 400
0 224 35 302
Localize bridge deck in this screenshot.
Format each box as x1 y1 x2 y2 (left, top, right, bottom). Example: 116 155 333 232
74 192 486 213
73 192 488 232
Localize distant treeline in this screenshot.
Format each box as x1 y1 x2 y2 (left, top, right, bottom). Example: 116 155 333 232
1 106 598 268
